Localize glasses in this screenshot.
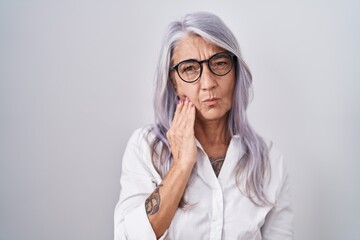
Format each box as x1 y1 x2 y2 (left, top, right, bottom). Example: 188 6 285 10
170 52 236 83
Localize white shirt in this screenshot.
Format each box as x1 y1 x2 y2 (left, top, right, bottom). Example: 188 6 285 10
114 126 293 240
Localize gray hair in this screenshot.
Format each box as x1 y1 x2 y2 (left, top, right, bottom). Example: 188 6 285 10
150 11 271 206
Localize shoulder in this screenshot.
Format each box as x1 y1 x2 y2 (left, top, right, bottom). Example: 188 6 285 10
262 139 285 173
266 141 287 178
120 125 164 184
122 124 157 164
127 124 156 147
263 140 290 200
122 124 160 175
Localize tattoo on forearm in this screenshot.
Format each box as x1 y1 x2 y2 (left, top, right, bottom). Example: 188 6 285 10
145 183 163 215
210 156 225 177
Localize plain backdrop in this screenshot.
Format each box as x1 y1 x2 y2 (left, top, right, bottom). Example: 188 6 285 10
1 0 359 239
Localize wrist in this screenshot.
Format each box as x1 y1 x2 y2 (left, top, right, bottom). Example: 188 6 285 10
172 159 195 174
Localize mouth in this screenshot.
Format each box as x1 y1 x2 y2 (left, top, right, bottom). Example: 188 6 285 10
202 97 220 106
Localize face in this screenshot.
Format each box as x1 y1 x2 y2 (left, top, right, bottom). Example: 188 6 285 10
171 34 236 123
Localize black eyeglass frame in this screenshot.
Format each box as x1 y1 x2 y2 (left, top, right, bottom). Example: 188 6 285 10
170 51 236 83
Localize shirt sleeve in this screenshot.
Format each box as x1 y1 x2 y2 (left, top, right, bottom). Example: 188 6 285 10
261 153 294 240
114 128 167 240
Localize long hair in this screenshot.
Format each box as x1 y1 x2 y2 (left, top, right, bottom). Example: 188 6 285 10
150 12 271 206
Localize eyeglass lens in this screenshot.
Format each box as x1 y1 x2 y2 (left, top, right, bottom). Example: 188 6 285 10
177 52 233 82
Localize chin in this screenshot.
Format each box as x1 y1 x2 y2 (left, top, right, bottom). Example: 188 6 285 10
196 107 229 122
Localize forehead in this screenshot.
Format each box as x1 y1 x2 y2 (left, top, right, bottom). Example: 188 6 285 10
171 34 224 64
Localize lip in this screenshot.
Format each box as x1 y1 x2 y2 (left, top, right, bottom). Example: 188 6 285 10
202 97 220 105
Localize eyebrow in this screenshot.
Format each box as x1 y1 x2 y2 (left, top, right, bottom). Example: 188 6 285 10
173 51 223 65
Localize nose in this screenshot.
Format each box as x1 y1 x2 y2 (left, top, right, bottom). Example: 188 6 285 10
199 64 217 91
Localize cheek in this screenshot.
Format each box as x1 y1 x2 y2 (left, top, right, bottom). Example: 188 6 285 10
223 75 236 101
228 84 235 101
175 82 198 100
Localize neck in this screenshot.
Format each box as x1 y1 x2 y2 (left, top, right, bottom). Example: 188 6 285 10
194 116 229 146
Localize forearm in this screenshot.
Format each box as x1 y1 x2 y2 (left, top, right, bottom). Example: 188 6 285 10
146 162 194 239
145 97 196 238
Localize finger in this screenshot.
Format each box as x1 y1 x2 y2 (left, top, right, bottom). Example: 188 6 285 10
172 98 184 126
172 96 195 130
178 97 192 124
174 96 190 126
183 96 191 111
178 99 195 130
183 97 194 114
187 103 196 128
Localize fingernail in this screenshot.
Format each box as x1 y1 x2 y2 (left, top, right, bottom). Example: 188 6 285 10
186 96 189 102
178 99 181 104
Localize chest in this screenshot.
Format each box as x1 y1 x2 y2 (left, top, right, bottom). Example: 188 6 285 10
167 177 272 240
202 142 228 158
202 143 229 177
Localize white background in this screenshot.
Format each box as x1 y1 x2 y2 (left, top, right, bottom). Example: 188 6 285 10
1 0 359 239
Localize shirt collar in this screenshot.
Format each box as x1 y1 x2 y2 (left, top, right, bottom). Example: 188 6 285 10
195 135 245 189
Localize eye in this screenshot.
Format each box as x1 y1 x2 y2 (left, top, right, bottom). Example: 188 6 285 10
179 62 199 74
210 55 231 69
183 65 195 73
215 60 228 66
212 58 229 68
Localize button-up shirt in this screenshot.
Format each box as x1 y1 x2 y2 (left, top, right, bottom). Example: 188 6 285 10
114 126 293 239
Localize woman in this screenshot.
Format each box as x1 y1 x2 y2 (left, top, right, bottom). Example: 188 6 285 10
114 12 293 240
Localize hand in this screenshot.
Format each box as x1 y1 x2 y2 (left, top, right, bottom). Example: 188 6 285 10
166 97 197 169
